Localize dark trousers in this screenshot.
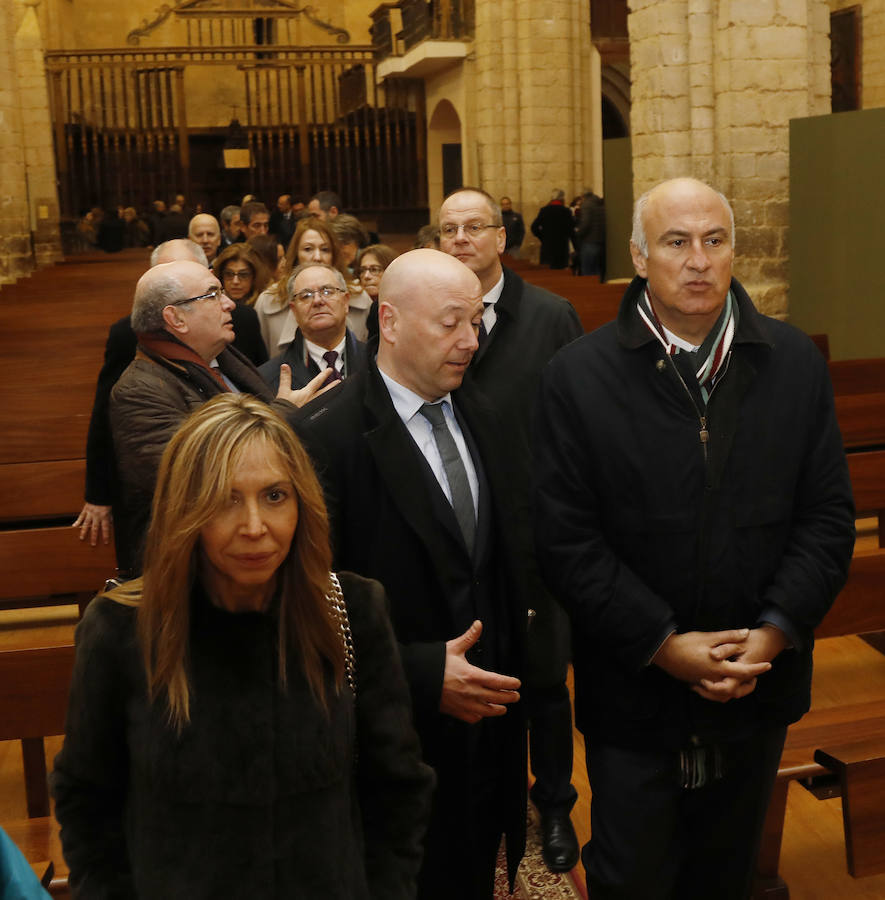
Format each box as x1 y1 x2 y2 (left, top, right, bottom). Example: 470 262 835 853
416 720 511 900
526 681 578 816
583 726 787 900
579 242 604 277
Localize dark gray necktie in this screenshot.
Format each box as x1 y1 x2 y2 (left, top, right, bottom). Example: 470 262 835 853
419 402 475 550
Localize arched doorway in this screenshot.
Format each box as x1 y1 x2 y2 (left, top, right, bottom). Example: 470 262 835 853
427 99 462 217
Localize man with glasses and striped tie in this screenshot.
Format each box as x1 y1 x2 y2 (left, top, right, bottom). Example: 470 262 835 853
259 263 367 393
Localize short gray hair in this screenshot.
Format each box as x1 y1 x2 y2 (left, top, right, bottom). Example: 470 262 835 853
631 179 735 257
131 268 186 332
286 262 347 300
220 205 240 226
150 239 207 268
551 189 565 201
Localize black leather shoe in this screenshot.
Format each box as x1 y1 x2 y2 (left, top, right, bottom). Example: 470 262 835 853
540 813 579 872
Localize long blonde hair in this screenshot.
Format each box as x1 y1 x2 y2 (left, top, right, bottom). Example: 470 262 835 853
112 394 342 730
268 217 347 311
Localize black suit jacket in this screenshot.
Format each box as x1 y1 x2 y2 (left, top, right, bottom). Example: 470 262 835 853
269 210 296 247
467 266 582 439
467 266 583 683
257 328 367 392
295 361 528 884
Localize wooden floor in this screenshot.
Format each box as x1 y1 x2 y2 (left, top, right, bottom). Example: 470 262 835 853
1 252 884 898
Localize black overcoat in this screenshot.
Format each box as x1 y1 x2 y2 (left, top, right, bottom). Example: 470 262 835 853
295 361 529 887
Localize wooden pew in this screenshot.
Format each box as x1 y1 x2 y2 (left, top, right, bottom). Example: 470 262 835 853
0 461 86 525
829 358 885 454
0 612 78 896
514 265 624 333
846 450 885 548
754 549 885 898
0 526 115 611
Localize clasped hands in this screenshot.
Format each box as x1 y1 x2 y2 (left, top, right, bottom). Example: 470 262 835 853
440 620 521 724
652 625 787 703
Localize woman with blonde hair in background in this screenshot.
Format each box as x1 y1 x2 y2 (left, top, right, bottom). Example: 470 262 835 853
255 216 347 355
52 393 433 899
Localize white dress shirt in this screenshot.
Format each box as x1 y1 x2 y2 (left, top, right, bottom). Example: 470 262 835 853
378 368 479 515
304 335 346 376
481 271 505 334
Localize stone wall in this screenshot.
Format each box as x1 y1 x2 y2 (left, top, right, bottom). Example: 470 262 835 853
0 1 33 285
16 0 63 268
467 0 601 248
0 0 64 286
629 0 830 317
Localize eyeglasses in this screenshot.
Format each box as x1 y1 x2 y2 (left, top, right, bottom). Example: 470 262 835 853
222 269 252 282
167 286 225 307
292 285 346 304
439 222 500 239
358 264 384 277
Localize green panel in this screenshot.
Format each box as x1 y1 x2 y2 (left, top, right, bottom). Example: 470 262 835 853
789 109 885 360
603 137 634 281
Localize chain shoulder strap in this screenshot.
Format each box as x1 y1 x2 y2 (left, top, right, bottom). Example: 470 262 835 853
327 572 356 696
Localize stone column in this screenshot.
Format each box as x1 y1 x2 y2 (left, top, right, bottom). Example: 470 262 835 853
628 0 830 316
471 0 600 254
15 0 63 268
0 3 34 286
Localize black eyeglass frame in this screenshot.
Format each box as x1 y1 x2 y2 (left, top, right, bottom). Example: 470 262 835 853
167 286 225 308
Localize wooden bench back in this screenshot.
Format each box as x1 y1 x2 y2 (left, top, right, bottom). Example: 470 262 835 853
0 637 76 818
0 460 86 525
0 527 114 607
0 644 74 743
816 549 885 640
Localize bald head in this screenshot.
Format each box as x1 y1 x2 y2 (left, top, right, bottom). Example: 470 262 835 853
380 248 481 309
377 249 483 402
188 214 221 263
150 238 207 268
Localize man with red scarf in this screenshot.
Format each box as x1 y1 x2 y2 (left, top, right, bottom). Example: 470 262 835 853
109 260 330 572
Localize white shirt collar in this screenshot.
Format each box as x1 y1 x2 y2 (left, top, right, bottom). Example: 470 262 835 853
483 270 505 307
377 367 452 426
660 324 699 353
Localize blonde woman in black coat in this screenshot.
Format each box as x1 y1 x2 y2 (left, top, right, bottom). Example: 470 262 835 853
53 393 433 899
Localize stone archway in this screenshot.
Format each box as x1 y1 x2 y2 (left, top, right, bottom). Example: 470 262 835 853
601 63 631 139
427 98 462 218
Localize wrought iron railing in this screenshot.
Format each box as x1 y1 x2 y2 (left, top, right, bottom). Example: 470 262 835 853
371 0 474 62
43 46 427 217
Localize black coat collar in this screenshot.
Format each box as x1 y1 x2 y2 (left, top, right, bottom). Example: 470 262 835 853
616 276 774 352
